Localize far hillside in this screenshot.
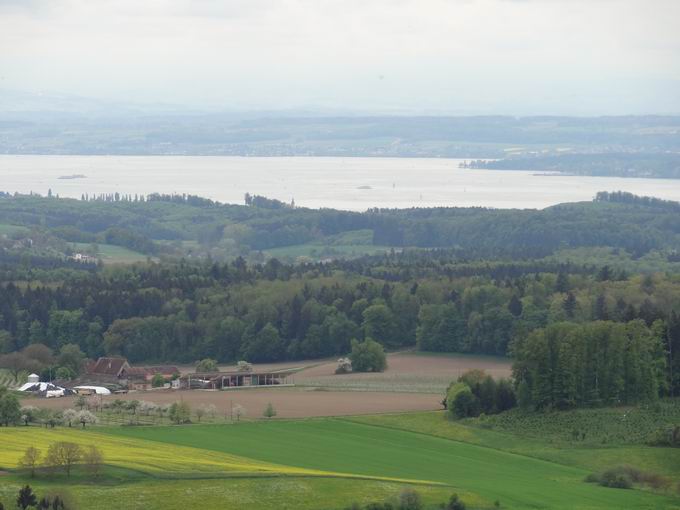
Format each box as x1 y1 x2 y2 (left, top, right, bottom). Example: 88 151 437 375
1 190 679 265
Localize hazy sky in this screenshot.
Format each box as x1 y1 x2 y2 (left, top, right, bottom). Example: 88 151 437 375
1 0 679 115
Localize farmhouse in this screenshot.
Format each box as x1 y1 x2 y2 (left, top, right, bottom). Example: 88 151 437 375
85 357 179 390
127 365 180 390
85 356 131 385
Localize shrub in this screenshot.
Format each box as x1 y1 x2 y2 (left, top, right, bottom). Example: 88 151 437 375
263 402 277 419
151 373 165 388
168 401 191 424
195 358 218 373
349 338 387 373
445 493 466 510
17 485 37 510
453 388 479 419
600 471 632 489
398 489 422 510
237 361 252 372
446 382 479 419
585 466 669 490
647 425 680 447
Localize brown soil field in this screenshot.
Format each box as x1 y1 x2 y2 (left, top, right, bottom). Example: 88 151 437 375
294 352 513 393
21 387 441 419
298 352 512 379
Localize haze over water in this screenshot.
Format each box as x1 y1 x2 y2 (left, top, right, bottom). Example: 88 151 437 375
2 155 680 211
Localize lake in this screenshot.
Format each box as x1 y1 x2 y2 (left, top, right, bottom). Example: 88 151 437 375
1 155 680 211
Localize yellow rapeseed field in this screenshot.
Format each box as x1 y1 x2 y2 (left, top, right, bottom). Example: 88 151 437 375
0 427 438 486
0 427 314 476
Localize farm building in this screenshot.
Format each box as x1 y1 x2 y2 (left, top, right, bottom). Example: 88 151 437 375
127 365 180 390
85 357 179 390
177 369 294 390
85 357 131 385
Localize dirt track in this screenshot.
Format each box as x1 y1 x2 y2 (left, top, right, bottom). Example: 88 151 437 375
21 387 442 418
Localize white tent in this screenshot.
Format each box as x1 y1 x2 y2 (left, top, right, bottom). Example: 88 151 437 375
18 381 61 392
73 385 111 395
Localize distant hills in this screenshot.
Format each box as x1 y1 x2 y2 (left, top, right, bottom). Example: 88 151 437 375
1 94 678 178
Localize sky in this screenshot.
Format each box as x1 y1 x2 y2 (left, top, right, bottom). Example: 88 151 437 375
1 0 679 115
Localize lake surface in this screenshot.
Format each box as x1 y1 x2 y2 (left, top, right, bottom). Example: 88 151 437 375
1 155 680 211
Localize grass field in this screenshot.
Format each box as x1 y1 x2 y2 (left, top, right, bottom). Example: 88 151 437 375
0 426 455 510
264 242 393 261
0 476 456 510
1 412 679 509
468 399 680 447
348 410 680 480
106 418 680 509
0 223 29 236
70 242 151 264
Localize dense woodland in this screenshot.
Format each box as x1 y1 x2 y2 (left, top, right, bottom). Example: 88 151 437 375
0 190 679 264
1 192 679 406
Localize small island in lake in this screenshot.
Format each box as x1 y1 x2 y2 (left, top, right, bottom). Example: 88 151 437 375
58 174 87 180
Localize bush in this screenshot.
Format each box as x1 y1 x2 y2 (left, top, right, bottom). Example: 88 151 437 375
168 401 191 424
452 387 479 419
445 493 466 510
446 382 479 419
398 488 422 510
151 373 165 388
600 471 633 489
349 338 386 373
585 466 669 490
195 358 218 373
647 425 680 447
262 402 277 419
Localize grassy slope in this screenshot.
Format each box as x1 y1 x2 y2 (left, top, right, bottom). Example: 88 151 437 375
0 223 29 235
347 411 680 482
70 242 149 264
105 419 680 509
0 475 455 510
0 426 457 510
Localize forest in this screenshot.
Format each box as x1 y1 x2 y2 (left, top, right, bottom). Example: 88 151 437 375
0 253 678 401
1 192 679 406
0 190 679 264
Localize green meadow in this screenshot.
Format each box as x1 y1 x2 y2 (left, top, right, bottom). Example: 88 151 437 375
1 412 679 509
70 242 151 264
107 416 680 509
